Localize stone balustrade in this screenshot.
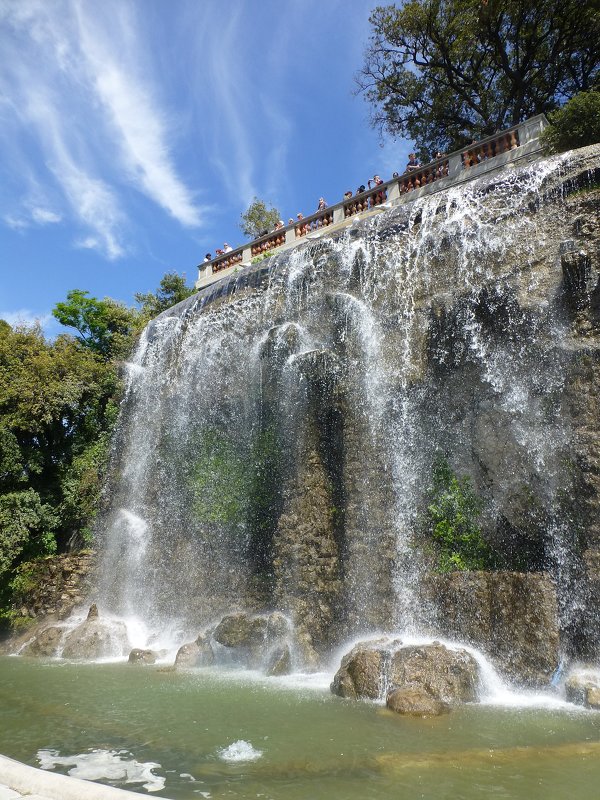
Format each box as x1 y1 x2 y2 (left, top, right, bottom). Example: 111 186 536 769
196 114 548 289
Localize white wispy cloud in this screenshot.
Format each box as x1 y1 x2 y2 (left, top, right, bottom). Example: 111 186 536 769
74 1 203 227
31 207 62 224
0 0 203 260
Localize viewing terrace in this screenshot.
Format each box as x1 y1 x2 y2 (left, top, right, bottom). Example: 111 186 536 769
196 115 548 290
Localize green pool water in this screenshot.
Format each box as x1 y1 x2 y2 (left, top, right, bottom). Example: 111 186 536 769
1 656 600 800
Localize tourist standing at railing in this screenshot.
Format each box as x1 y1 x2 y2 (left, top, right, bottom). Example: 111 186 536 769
368 174 385 207
317 197 328 210
204 253 212 263
223 243 232 253
406 153 421 171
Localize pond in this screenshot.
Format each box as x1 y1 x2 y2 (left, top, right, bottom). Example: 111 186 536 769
1 656 599 800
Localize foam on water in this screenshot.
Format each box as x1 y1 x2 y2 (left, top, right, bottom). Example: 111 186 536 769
217 740 263 762
37 748 166 792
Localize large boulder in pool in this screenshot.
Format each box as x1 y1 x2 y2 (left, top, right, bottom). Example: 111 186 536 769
21 625 65 657
128 648 157 664
331 639 480 707
175 634 215 668
211 611 292 669
389 643 479 704
330 640 391 699
61 611 129 660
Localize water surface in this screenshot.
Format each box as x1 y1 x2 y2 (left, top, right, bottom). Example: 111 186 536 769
1 657 599 799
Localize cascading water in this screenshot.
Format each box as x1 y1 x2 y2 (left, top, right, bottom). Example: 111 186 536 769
94 149 598 678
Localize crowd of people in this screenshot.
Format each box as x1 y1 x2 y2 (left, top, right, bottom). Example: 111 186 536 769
203 151 454 270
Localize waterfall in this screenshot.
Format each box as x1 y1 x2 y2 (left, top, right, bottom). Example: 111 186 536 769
95 149 597 670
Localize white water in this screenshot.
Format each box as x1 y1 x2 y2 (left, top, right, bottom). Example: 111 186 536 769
37 748 166 792
75 153 598 709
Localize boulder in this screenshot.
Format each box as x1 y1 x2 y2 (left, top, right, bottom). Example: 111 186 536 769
61 617 129 660
21 625 64 657
174 634 214 668
212 613 268 648
331 639 480 705
565 673 600 709
390 644 480 704
331 640 393 699
211 612 291 670
386 687 450 716
128 648 157 664
266 644 292 676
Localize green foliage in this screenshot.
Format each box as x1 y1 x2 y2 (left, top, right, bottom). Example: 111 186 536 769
189 426 282 530
239 197 281 239
540 91 600 154
0 318 122 613
357 0 600 158
52 289 137 359
134 272 195 322
190 429 251 526
426 457 494 572
250 252 274 264
0 489 57 580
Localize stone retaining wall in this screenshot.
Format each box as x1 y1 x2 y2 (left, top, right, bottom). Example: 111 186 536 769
11 551 97 621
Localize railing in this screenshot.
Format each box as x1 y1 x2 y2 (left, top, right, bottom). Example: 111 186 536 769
461 128 520 169
399 158 449 193
196 114 548 287
343 184 388 217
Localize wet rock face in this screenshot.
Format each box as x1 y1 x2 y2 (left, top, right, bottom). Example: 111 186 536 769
176 612 293 674
331 639 480 707
20 625 64 657
10 551 96 622
422 571 559 686
564 671 600 710
213 613 270 648
61 616 129 660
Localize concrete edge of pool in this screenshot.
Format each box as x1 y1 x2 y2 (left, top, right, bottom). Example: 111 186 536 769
0 754 174 800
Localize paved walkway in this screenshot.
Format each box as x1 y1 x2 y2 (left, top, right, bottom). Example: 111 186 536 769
0 755 173 800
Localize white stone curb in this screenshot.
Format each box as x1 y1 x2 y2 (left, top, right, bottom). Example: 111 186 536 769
0 754 174 800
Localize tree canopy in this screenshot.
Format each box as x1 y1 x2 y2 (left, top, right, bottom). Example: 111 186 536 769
135 272 195 321
239 197 281 239
52 290 137 360
357 0 600 159
0 271 195 625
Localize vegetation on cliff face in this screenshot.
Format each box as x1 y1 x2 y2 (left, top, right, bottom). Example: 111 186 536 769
540 91 600 154
426 457 495 572
357 0 600 157
0 272 193 628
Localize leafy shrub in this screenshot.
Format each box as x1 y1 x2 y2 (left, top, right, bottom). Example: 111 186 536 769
251 251 274 264
540 91 600 154
426 457 494 572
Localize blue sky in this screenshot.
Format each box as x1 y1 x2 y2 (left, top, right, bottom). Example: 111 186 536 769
0 0 411 333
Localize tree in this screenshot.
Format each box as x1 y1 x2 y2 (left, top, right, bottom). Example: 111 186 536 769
540 90 600 154
134 272 194 321
357 0 600 159
52 290 137 359
239 197 281 239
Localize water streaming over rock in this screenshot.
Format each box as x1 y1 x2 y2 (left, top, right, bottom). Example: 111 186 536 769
95 147 600 676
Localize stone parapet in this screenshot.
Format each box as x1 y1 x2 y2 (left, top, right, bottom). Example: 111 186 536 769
196 115 549 289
